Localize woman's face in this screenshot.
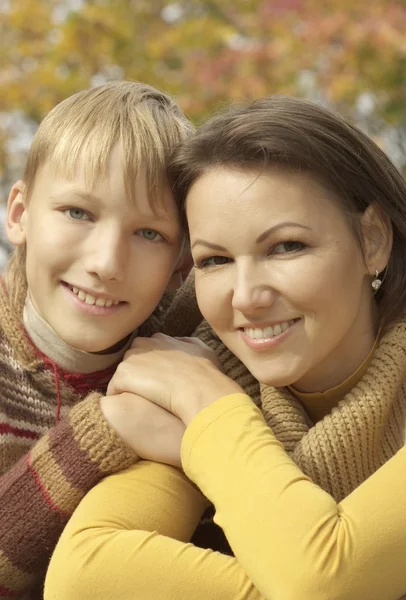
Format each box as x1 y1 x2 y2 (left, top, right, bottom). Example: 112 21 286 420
187 167 377 392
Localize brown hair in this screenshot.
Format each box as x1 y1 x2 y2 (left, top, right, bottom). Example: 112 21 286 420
168 95 406 328
8 80 193 301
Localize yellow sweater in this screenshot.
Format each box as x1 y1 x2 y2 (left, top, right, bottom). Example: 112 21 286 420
45 390 406 600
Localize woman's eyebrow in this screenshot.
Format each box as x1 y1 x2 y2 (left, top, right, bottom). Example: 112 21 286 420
256 222 312 244
191 240 227 251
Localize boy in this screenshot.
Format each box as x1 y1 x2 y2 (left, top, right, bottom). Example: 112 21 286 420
0 80 201 599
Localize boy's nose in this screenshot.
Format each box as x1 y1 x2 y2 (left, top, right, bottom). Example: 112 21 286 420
85 233 127 282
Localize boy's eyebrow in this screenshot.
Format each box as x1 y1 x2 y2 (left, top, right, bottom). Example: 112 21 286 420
50 190 178 224
51 190 103 203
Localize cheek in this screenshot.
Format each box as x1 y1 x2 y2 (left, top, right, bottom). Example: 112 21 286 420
195 275 226 326
134 247 178 289
287 255 366 326
27 215 72 256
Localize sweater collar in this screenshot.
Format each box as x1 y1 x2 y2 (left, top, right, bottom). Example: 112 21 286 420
260 318 406 500
23 294 137 374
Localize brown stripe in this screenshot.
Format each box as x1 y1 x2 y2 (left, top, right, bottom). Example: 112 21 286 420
0 550 36 595
47 414 103 491
0 455 67 573
29 435 83 514
0 440 33 477
0 361 56 424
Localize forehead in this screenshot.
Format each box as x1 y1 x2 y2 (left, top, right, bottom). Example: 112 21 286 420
31 148 178 219
186 166 344 224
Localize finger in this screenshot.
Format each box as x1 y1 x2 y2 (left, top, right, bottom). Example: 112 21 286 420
107 362 170 412
175 336 211 350
130 336 159 350
151 332 172 341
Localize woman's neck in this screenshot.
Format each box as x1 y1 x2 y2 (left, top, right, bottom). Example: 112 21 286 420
292 321 379 394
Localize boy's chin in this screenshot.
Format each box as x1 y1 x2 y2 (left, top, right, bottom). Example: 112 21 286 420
64 334 132 355
92 335 132 355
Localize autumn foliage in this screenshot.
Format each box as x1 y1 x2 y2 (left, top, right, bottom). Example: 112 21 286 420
1 0 406 188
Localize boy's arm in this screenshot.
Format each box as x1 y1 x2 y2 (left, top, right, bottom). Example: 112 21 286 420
44 462 262 600
0 393 136 598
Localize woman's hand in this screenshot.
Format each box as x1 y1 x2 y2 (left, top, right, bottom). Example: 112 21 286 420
100 393 185 468
107 334 243 424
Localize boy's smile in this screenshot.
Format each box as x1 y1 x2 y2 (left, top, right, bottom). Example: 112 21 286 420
65 283 122 307
8 146 183 353
62 282 124 315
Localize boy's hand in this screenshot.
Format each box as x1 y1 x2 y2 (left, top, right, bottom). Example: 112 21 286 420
100 393 185 468
107 334 243 425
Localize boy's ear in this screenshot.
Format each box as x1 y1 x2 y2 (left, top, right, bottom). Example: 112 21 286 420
167 248 194 290
360 202 393 275
6 180 28 246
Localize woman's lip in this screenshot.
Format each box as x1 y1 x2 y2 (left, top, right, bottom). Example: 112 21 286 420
237 318 301 330
239 318 299 350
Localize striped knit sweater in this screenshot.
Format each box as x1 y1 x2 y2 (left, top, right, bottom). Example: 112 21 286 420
0 274 202 600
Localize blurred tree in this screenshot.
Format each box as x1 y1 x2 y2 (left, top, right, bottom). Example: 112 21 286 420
1 0 406 195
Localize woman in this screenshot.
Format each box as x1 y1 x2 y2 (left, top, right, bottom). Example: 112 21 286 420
45 96 406 600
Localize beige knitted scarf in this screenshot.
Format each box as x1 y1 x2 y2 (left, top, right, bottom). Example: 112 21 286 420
196 317 406 502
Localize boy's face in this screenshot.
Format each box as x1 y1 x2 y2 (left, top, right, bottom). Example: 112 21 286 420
7 147 183 353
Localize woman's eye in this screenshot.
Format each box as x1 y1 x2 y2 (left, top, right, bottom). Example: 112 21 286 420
65 208 89 221
196 256 231 268
137 229 163 242
272 241 305 254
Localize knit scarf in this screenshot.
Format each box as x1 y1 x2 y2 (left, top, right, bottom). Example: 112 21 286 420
196 317 406 502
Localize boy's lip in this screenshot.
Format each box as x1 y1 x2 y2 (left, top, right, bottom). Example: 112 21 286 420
62 281 124 303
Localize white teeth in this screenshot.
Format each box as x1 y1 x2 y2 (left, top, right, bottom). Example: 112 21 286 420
273 323 282 336
244 320 294 340
70 286 120 308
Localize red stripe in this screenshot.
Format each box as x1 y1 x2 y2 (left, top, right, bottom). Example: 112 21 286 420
0 584 17 597
0 423 38 440
25 454 70 519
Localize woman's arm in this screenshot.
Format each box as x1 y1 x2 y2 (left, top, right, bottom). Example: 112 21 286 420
182 393 406 600
44 461 263 600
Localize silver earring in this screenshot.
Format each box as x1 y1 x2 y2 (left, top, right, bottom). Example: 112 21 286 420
371 270 382 292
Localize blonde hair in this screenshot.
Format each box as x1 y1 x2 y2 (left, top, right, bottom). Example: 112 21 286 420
8 80 194 302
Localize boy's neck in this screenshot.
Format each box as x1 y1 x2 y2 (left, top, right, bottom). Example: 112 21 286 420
23 294 136 373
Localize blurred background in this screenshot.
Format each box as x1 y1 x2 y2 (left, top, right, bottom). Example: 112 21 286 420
1 0 406 267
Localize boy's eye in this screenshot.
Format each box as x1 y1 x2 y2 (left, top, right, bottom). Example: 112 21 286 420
196 256 231 269
136 229 163 242
65 208 89 221
272 241 305 254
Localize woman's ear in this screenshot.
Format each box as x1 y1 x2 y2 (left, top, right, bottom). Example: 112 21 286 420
360 203 392 275
6 180 28 246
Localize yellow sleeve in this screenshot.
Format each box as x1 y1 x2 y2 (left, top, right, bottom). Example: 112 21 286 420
182 393 406 600
44 460 263 600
